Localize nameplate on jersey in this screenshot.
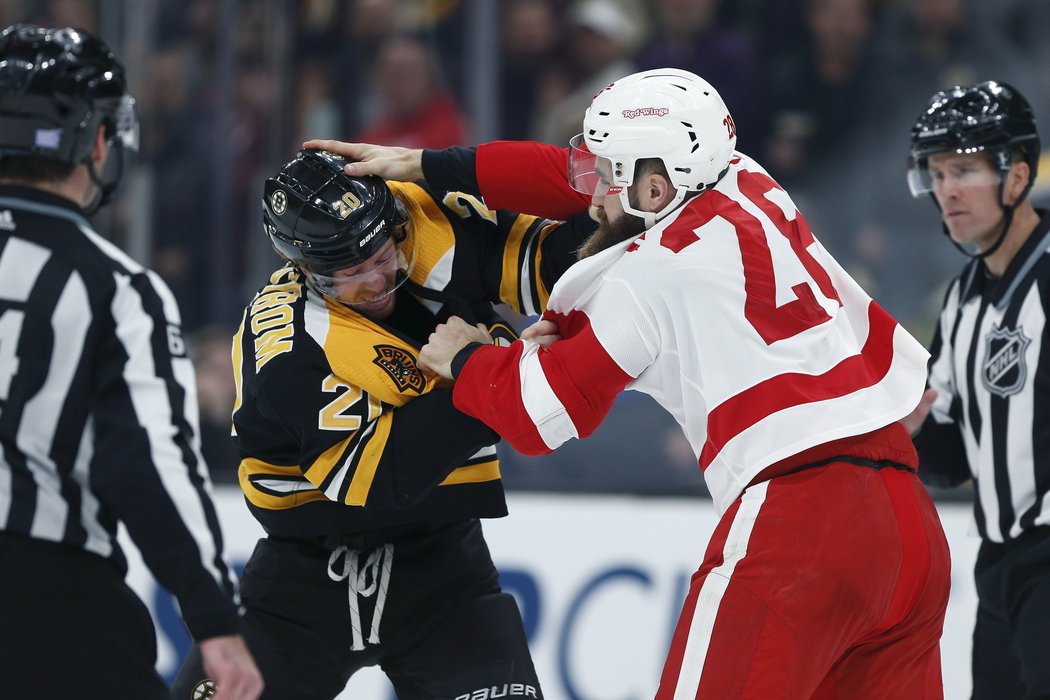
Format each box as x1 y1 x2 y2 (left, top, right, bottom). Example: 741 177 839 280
372 345 425 394
983 325 1030 398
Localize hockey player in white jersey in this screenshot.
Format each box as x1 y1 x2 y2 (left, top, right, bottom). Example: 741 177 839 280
309 67 952 699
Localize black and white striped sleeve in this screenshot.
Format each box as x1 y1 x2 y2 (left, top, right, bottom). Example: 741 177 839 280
915 280 973 488
88 262 239 640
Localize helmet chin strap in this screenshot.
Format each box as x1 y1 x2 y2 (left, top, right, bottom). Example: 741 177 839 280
83 144 124 215
936 173 1033 260
950 206 1013 260
618 186 688 229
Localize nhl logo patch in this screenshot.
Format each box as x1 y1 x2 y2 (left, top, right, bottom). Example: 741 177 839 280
982 325 1030 398
373 345 425 394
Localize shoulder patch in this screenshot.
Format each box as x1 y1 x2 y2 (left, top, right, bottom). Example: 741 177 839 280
372 344 425 394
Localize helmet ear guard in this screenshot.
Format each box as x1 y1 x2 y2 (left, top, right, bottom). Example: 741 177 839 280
570 68 737 227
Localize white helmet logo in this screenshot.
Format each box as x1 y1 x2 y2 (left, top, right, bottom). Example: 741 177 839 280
270 190 288 215
622 107 669 119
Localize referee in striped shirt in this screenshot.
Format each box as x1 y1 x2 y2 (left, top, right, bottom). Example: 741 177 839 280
902 81 1049 699
0 25 261 699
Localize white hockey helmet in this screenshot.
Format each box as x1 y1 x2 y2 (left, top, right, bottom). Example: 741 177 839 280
569 68 737 226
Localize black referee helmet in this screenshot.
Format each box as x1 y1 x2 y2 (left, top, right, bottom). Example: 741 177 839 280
909 80 1039 196
0 24 139 208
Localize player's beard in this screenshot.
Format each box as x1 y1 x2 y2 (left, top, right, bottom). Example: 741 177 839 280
576 208 647 261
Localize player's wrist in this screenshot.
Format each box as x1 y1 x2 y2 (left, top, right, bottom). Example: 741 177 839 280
450 342 485 379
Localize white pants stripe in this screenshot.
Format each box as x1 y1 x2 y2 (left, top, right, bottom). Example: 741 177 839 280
672 481 768 699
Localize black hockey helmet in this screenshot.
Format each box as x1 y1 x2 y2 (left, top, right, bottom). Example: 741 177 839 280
0 24 138 207
262 149 415 303
908 80 1039 197
908 80 1040 259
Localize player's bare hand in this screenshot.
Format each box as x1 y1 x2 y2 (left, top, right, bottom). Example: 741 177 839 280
418 317 493 380
302 140 424 182
520 318 561 348
200 634 263 700
900 388 937 437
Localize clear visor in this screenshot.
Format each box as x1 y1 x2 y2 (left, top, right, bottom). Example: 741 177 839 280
907 155 1002 197
568 133 622 196
309 218 416 306
110 94 139 151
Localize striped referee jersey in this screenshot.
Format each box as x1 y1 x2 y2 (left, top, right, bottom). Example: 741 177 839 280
917 210 1050 543
0 184 239 639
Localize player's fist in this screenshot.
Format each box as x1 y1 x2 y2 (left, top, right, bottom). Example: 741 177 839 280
418 317 492 379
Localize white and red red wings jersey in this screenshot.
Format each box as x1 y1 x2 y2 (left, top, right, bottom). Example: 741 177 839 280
456 144 930 513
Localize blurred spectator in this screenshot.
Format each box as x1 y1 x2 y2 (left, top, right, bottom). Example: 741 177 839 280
499 0 563 140
299 0 341 34
763 0 881 183
988 0 1050 139
33 0 1050 498
992 0 1050 57
190 326 240 485
835 0 1040 333
291 1 346 102
871 0 1029 97
332 0 399 136
154 0 222 102
0 0 22 27
634 0 765 156
290 56 341 145
25 0 98 31
229 54 279 274
720 0 806 67
534 0 638 147
353 34 470 148
141 45 215 333
407 0 471 101
863 0 1045 174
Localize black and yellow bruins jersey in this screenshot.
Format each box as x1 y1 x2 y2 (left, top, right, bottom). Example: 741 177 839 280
233 180 593 537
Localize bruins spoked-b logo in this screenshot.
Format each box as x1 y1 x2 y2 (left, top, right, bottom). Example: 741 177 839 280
270 189 288 215
373 345 425 393
191 678 217 700
983 324 1031 397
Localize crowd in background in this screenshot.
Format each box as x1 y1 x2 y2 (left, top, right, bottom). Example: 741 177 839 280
8 0 1049 493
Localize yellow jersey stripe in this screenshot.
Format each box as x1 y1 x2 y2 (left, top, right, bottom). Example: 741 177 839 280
238 457 329 510
531 221 559 312
346 414 395 505
500 216 533 311
303 431 358 490
230 316 245 436
388 181 456 288
439 460 501 486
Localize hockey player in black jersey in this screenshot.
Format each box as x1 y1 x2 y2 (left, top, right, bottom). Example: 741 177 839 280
902 80 1050 700
171 148 594 699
